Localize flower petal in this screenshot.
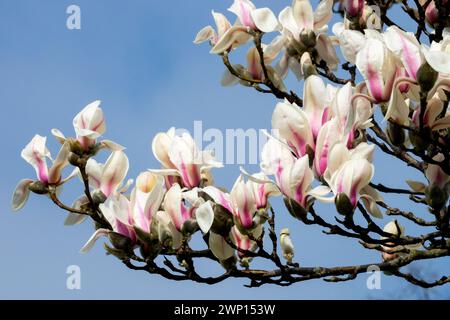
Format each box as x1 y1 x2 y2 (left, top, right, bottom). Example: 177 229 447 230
11 179 33 212
251 8 279 33
196 201 215 234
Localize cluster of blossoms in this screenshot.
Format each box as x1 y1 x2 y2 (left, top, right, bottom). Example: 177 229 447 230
11 0 450 278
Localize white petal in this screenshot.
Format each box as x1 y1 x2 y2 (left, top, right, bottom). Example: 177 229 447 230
79 228 109 253
196 201 215 234
209 232 235 261
251 8 280 33
194 25 215 44
12 179 33 211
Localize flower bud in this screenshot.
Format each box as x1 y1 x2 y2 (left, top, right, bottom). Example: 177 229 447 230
335 193 354 216
28 181 48 195
417 62 438 92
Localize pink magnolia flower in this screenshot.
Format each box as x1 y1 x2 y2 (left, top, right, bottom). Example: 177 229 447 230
132 172 165 233
323 143 382 217
12 135 76 211
151 128 223 189
164 183 215 234
230 175 257 229
260 138 330 207
228 0 278 32
194 11 232 46
207 0 279 54
272 100 315 157
51 100 124 152
355 35 398 103
80 193 136 253
384 26 423 81
85 151 130 198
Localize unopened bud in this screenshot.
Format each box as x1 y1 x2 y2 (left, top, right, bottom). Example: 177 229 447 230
417 62 438 92
28 181 48 195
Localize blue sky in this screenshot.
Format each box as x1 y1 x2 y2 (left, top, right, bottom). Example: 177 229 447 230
0 0 448 299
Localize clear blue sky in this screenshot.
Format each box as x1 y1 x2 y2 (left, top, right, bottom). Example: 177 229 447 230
0 0 447 299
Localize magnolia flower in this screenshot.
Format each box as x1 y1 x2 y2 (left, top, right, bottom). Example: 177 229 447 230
132 172 165 233
329 81 373 146
324 143 382 217
52 100 123 152
85 151 130 198
163 183 215 234
276 0 339 71
355 35 398 103
260 138 330 207
245 172 280 210
280 228 295 263
151 128 223 189
80 193 136 253
12 135 75 211
384 26 423 81
272 100 315 157
194 11 232 46
228 0 278 32
208 0 279 54
230 175 258 229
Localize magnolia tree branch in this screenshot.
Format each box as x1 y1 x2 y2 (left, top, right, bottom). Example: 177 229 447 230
12 0 450 290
